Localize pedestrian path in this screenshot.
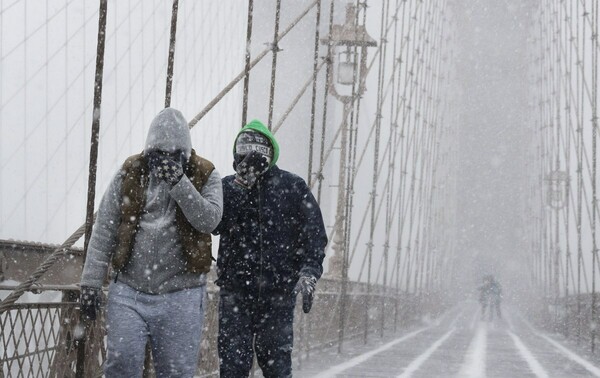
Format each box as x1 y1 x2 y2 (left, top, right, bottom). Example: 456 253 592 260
293 303 600 377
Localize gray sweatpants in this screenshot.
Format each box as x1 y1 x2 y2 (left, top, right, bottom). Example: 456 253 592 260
104 282 206 377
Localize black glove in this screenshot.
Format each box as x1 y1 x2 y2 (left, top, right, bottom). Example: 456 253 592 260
147 151 185 186
80 286 101 321
293 275 317 313
234 151 269 188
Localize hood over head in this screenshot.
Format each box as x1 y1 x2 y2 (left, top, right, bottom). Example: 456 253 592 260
234 119 279 167
144 107 192 158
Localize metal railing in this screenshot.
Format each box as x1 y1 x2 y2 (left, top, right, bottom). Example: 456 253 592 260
533 294 600 349
0 280 447 377
0 288 87 378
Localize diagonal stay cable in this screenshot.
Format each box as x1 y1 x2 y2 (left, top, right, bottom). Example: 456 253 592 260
0 218 92 312
188 0 318 129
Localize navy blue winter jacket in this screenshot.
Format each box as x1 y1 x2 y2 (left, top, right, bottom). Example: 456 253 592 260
213 165 327 297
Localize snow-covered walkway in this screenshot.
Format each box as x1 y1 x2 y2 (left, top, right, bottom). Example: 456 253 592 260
293 303 600 377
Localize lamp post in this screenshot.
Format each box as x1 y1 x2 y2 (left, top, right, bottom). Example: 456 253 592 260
546 170 569 209
323 2 376 280
320 2 376 353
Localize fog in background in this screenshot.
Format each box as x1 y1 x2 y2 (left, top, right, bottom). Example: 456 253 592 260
450 0 537 301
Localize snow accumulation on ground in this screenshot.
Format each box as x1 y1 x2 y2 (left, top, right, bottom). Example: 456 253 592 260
293 302 600 378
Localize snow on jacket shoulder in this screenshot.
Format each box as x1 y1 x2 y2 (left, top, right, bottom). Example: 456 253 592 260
214 165 327 296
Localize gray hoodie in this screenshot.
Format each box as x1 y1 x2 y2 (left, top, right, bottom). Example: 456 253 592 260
81 108 223 294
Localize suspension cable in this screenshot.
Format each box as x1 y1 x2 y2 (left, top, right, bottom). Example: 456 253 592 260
267 0 282 130
164 0 179 108
83 0 108 259
241 0 254 127
307 0 322 187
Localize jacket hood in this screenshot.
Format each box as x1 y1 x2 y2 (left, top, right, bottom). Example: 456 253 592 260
144 107 192 158
234 119 280 167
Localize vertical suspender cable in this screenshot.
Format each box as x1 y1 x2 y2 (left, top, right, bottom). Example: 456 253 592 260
343 0 370 284
591 0 598 353
267 0 282 130
301 0 321 362
241 0 254 127
393 0 409 331
338 0 360 353
576 0 584 343
79 3 108 376
365 0 388 345
397 0 417 296
164 0 179 108
307 0 322 186
552 0 561 331
317 0 335 202
83 0 108 259
563 0 573 338
381 0 400 338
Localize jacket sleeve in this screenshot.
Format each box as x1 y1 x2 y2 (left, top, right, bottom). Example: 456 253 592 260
170 169 223 233
80 171 124 289
212 178 235 236
296 179 328 280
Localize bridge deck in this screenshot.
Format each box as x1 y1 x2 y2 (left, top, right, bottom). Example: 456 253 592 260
290 303 600 378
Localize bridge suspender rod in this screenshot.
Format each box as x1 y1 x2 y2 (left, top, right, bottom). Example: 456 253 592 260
164 0 179 108
78 1 108 374
591 0 598 353
577 0 584 342
241 0 254 127
364 0 389 345
307 0 322 187
534 7 543 296
562 0 574 337
300 0 321 361
551 0 562 331
267 0 282 130
344 0 368 267
393 0 410 331
316 0 334 202
83 0 108 258
382 0 402 337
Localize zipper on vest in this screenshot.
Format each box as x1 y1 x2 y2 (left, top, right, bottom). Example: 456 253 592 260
257 181 264 301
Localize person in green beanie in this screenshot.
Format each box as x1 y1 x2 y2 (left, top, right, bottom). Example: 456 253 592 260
213 119 327 378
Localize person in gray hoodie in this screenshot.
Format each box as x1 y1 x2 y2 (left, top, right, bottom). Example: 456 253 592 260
80 107 223 377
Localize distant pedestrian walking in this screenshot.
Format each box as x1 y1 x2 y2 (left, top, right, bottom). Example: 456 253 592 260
478 275 502 321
